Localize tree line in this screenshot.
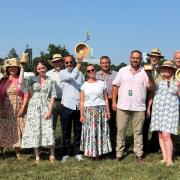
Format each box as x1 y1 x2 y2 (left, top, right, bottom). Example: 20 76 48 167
3 43 165 73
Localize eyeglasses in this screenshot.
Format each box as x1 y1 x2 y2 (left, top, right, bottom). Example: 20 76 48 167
87 69 95 73
65 61 73 65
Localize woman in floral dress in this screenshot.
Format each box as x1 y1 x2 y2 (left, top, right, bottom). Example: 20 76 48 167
80 64 112 159
147 61 180 166
0 58 29 159
19 60 56 162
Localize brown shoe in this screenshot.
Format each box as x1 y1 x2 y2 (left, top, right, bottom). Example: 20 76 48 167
136 156 143 163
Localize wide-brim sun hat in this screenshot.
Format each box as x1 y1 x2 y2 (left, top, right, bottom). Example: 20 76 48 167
2 58 20 72
157 60 176 72
147 48 164 59
48 54 63 66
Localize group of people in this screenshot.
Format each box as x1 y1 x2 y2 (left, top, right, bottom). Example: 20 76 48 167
0 48 179 167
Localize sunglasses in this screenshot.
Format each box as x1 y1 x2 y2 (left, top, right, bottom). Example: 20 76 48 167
87 69 95 73
65 61 73 65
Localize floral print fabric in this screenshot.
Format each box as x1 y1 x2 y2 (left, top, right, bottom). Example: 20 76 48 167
0 85 25 147
21 76 56 148
80 105 112 157
151 80 179 135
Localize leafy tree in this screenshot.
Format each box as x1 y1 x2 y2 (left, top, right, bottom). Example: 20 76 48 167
7 48 18 58
33 43 70 70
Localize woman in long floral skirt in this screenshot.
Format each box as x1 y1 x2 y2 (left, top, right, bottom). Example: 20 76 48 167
80 64 112 159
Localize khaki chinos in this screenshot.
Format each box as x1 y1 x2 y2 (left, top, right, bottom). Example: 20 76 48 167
116 109 145 158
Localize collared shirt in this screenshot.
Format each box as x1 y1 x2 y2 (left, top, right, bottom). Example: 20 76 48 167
112 65 149 111
46 68 62 99
59 67 84 110
96 70 117 97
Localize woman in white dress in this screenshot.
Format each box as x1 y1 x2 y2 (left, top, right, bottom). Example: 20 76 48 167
19 60 56 163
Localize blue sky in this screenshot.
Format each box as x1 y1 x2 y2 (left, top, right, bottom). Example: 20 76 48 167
0 0 179 65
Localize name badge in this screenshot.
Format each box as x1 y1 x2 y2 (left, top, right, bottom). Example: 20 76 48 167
128 90 133 96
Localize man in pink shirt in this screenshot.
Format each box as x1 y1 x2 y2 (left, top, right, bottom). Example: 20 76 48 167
112 50 154 162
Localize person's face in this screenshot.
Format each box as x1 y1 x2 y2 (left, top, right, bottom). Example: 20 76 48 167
130 52 142 68
86 65 96 79
64 56 73 71
7 66 19 76
161 67 174 79
36 63 47 76
52 60 63 71
174 52 180 68
150 56 160 66
100 58 110 72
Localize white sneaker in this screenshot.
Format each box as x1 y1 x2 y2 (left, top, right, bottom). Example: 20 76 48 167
75 154 83 161
61 155 69 163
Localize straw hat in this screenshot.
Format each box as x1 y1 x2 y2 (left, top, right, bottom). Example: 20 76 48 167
3 57 20 68
157 60 176 72
147 48 164 59
48 54 63 66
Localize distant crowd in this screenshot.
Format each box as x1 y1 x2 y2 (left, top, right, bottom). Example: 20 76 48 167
0 48 180 167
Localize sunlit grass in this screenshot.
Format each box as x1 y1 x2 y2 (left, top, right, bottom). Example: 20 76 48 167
0 120 180 179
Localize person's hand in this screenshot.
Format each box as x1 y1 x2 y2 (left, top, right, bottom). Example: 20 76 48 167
105 112 111 120
80 116 85 123
44 111 52 120
18 106 26 117
112 102 117 111
77 53 84 63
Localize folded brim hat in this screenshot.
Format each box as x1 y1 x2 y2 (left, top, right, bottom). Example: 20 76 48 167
147 53 164 59
156 61 176 72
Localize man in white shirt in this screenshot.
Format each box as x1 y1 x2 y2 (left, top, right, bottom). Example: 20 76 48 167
112 50 155 162
46 54 64 130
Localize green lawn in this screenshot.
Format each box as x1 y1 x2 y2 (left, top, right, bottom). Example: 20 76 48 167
0 121 180 180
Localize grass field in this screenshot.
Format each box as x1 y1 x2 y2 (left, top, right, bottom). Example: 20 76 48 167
0 121 180 180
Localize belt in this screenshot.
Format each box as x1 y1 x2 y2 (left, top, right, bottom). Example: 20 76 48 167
54 98 61 101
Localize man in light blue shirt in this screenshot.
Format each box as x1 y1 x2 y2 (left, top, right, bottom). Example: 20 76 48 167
60 54 84 162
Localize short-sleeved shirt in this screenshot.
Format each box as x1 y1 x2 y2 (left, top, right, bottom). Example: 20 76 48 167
96 70 117 97
46 69 62 99
81 80 106 107
112 65 149 111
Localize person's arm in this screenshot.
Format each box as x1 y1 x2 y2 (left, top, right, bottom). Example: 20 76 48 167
146 71 156 91
104 89 110 120
112 85 118 111
176 81 180 96
60 56 83 82
146 92 154 119
80 90 85 123
19 66 25 84
44 96 54 120
18 92 30 117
